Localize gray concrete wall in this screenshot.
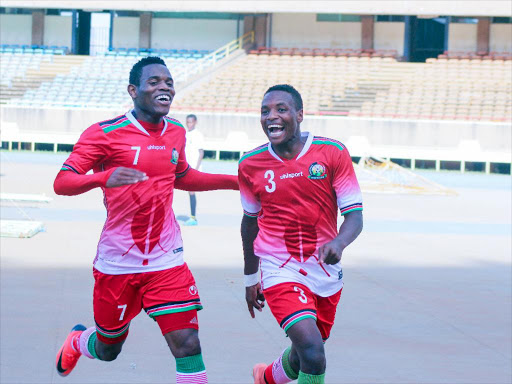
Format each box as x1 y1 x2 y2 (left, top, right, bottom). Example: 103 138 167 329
1 106 510 152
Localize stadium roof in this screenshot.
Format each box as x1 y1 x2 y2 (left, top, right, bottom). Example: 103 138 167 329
2 0 511 17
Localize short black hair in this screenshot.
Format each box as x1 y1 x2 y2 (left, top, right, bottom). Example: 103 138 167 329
264 84 303 111
186 114 197 121
129 56 167 86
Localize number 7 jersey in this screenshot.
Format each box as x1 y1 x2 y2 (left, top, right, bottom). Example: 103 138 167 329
238 132 363 296
60 111 190 275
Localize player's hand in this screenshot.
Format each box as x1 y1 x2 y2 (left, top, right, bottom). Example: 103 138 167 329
245 283 265 318
106 167 148 188
318 238 344 265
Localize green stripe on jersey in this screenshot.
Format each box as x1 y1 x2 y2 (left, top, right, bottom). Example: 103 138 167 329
165 118 184 129
312 140 344 151
102 119 130 134
239 147 268 164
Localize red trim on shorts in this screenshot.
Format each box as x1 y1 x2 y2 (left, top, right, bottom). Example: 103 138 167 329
156 309 199 335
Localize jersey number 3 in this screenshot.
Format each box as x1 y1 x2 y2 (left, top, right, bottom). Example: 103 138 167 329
264 170 276 193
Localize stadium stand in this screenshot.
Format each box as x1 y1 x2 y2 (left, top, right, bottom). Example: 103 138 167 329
2 53 210 108
0 50 85 104
438 51 512 60
1 32 253 109
172 49 511 122
249 46 399 58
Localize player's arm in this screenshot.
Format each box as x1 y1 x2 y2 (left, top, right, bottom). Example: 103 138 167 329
174 167 238 191
54 167 148 196
196 132 205 169
53 126 147 196
196 149 204 169
241 214 265 318
239 166 264 318
319 210 363 265
173 140 237 191
319 144 364 264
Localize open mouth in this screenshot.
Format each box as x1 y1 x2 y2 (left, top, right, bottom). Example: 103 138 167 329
267 124 285 138
155 94 171 105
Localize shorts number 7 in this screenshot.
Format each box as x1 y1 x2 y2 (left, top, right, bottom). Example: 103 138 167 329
117 304 127 321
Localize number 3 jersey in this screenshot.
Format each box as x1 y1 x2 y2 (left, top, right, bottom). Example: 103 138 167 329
60 111 190 275
238 132 363 297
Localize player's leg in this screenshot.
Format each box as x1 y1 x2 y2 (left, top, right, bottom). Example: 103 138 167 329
253 282 320 384
143 264 206 383
160 316 207 383
55 269 141 376
185 192 198 225
287 287 343 384
287 318 326 382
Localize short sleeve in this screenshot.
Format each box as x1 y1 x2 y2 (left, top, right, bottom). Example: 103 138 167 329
332 146 363 215
60 125 108 174
238 165 261 217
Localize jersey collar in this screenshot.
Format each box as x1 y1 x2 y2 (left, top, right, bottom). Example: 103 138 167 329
267 131 313 162
126 110 168 136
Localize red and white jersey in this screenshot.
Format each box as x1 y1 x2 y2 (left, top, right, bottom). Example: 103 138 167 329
238 132 363 296
61 111 190 274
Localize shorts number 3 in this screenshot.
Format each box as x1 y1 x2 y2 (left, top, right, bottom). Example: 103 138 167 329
294 286 308 304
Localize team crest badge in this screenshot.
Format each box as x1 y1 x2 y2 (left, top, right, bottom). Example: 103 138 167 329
189 285 198 295
308 162 327 179
171 148 179 164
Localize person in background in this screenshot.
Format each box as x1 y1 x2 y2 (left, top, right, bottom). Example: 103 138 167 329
184 114 205 226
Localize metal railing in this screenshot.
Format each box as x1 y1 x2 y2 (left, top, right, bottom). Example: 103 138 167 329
180 30 254 81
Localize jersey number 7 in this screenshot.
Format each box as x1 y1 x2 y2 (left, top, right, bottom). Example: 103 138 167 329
131 146 141 165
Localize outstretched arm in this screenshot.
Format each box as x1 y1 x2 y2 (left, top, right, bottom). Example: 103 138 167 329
241 215 265 318
54 167 148 196
174 167 239 191
318 210 363 264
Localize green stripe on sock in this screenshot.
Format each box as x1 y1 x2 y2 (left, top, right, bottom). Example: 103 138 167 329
298 371 325 384
87 331 99 360
282 346 299 380
176 353 206 374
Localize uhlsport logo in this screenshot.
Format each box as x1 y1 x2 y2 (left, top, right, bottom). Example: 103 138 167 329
308 162 327 179
147 145 166 150
171 148 179 164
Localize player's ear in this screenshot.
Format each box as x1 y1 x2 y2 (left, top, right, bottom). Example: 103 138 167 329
297 108 304 123
127 84 137 100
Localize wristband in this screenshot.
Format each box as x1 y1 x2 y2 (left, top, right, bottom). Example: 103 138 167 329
244 272 259 287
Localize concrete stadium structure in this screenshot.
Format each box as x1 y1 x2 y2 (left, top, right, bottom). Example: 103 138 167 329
0 1 511 173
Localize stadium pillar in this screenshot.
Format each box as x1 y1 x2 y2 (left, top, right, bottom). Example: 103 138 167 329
139 12 152 50
31 10 45 47
254 15 268 48
243 15 256 48
477 17 490 54
361 15 374 50
72 10 91 55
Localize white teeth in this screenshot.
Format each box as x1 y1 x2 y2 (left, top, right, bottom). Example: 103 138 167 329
268 124 283 129
157 95 170 101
